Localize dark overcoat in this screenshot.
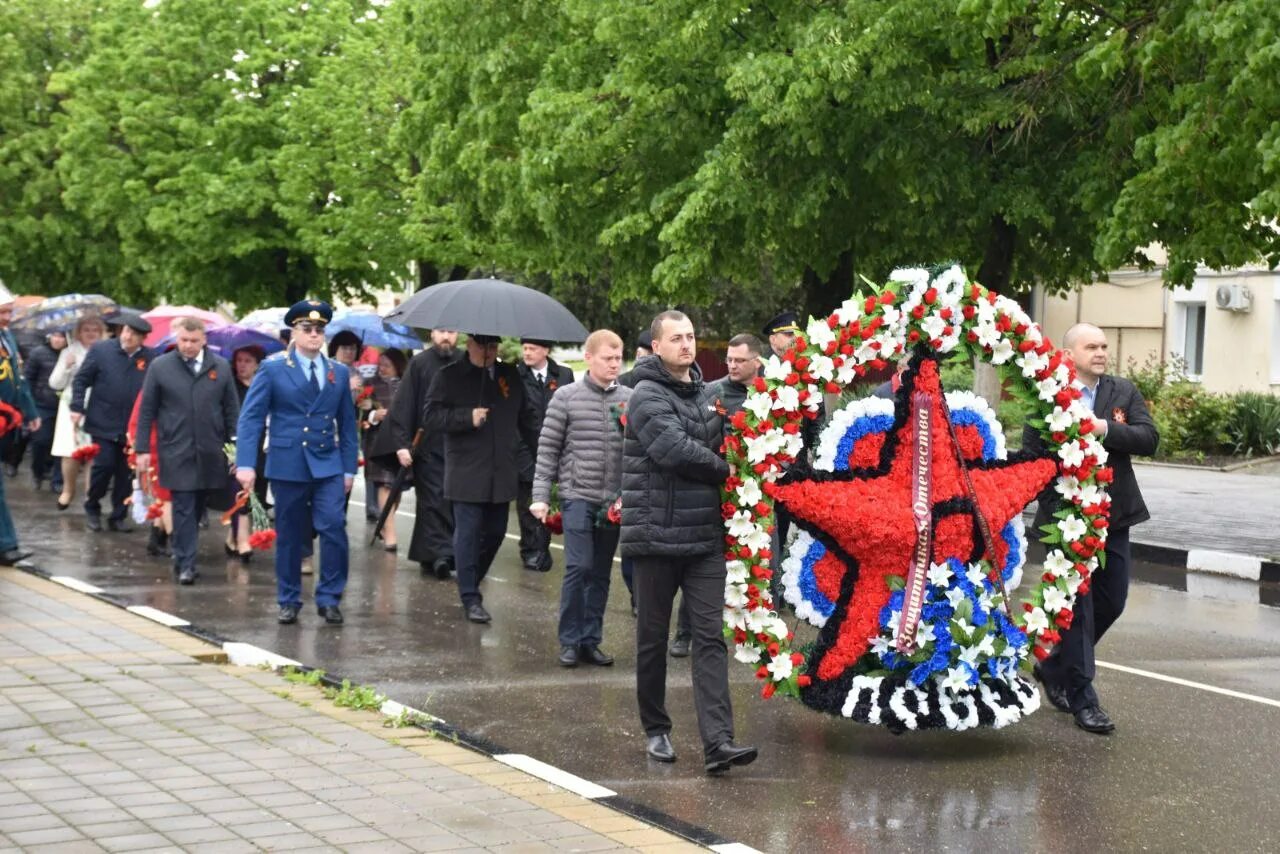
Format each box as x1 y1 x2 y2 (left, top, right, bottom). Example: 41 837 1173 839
423 359 540 504
515 358 575 481
71 339 155 440
387 345 462 457
135 349 240 492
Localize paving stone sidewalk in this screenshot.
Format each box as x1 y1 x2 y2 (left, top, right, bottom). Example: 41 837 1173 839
0 569 698 853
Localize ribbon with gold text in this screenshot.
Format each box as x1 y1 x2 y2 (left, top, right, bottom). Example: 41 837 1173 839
895 391 933 654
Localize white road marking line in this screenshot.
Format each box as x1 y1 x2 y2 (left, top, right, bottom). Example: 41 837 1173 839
222 642 301 670
493 753 616 799
710 844 766 854
1097 660 1280 709
50 575 104 594
126 605 191 627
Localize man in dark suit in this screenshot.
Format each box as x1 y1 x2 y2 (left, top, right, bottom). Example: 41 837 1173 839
1026 322 1158 735
135 317 240 586
390 329 462 578
514 338 575 573
236 300 359 626
71 312 155 532
424 334 540 624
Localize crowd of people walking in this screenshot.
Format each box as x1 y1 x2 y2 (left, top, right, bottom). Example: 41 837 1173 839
0 277 1155 772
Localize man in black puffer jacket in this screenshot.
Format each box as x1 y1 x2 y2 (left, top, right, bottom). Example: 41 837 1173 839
622 310 758 776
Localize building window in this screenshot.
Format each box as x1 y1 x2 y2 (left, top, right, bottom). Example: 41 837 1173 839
1178 302 1206 377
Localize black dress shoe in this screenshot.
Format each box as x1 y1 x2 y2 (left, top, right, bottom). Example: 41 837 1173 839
278 604 300 624
1073 704 1115 734
646 734 676 763
464 603 491 624
106 518 133 533
579 645 614 666
669 633 692 658
558 646 579 667
1033 663 1072 713
0 548 32 566
147 527 170 557
523 556 553 573
57 499 71 511
85 516 103 532
704 741 759 775
317 605 344 625
177 567 198 585
432 558 454 579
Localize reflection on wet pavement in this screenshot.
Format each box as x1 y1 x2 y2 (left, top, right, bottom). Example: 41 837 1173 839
9 480 1280 851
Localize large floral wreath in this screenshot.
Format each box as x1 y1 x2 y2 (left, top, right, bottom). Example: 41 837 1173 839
721 265 1113 731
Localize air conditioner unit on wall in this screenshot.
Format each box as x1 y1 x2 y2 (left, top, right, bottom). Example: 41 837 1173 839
1214 283 1253 312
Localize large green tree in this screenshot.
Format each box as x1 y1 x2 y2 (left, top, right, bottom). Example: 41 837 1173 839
52 0 413 308
402 0 1280 321
0 0 108 295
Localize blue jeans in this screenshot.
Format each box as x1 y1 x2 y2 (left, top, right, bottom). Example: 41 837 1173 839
272 476 349 607
558 499 620 647
452 500 509 606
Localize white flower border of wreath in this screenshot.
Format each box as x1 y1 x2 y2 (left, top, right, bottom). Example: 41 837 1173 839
721 265 1114 700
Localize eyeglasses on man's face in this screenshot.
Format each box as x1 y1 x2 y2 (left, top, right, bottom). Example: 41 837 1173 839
294 322 326 335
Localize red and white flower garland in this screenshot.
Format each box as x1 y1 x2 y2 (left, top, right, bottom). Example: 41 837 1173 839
722 265 1114 699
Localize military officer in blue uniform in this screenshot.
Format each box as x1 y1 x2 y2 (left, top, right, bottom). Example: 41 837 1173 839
236 300 358 625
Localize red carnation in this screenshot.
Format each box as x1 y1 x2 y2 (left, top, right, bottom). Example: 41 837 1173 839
797 674 812 688
762 682 777 699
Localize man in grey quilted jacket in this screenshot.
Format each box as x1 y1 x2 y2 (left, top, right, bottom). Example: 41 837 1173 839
530 330 630 668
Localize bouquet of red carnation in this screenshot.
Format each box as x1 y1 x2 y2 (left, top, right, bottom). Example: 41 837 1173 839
595 493 622 527
609 402 627 434
221 486 276 551
541 484 564 534
70 429 100 462
0 401 24 438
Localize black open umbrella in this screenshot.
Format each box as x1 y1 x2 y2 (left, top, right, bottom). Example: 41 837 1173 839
384 278 588 343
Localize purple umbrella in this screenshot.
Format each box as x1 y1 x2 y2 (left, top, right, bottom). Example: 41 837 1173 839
155 325 284 357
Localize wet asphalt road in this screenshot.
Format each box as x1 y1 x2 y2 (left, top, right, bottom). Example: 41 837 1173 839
8 477 1280 853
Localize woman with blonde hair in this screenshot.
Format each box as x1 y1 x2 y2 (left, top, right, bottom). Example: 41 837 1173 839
48 315 107 509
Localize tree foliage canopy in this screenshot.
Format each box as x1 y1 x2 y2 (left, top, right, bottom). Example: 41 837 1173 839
0 0 1276 325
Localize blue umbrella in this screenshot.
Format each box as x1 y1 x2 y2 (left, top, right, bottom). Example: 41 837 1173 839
155 324 285 357
327 310 422 350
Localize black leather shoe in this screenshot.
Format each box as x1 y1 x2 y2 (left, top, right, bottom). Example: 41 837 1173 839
579 645 614 666
85 516 103 532
523 559 552 573
106 518 133 533
646 734 676 763
317 605 344 625
464 603 491 624
1073 704 1115 734
669 633 692 658
1033 663 1072 713
432 558 454 580
176 567 197 585
704 741 759 775
277 604 300 625
558 646 579 667
0 548 32 566
147 527 170 557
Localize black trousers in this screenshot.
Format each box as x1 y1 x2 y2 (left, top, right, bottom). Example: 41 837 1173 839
29 405 60 488
407 442 453 566
170 490 208 574
633 553 734 755
84 436 132 522
453 500 509 606
1040 526 1132 711
516 479 552 570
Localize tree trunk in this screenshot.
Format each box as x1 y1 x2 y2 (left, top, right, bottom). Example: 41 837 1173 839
800 249 854 321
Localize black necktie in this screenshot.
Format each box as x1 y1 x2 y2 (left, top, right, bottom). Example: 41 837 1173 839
309 361 320 393
186 357 197 375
